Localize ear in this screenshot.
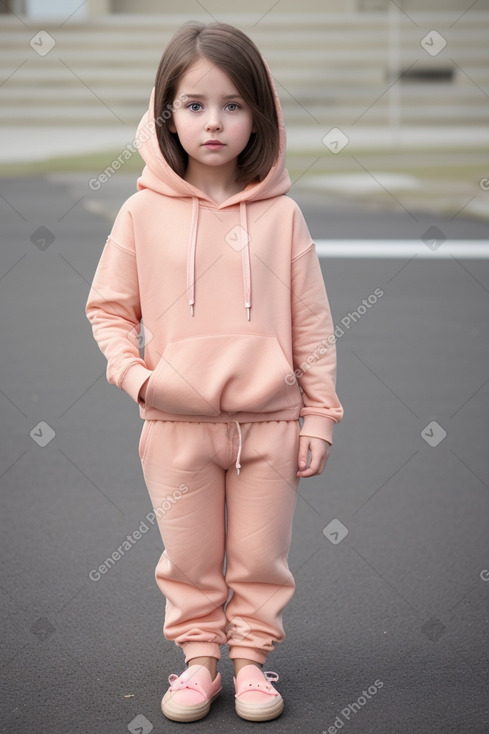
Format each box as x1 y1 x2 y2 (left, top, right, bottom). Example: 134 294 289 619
168 117 177 133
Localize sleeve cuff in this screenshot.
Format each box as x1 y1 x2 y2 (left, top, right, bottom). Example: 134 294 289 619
299 415 336 445
120 363 153 405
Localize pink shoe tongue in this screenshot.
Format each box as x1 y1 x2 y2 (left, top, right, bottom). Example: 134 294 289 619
169 666 214 704
238 665 266 681
236 665 277 699
183 665 212 681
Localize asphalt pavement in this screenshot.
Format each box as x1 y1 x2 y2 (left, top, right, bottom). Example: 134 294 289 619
1 172 488 734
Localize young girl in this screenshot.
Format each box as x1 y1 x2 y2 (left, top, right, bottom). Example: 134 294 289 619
86 21 343 723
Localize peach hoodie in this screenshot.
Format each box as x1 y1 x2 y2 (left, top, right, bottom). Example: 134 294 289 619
86 73 343 444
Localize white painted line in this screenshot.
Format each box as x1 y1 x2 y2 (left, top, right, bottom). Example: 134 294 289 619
315 240 489 259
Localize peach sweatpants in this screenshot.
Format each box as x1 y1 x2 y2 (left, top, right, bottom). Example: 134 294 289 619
139 419 300 665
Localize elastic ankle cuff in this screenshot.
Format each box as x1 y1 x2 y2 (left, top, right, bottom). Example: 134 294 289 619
180 641 221 662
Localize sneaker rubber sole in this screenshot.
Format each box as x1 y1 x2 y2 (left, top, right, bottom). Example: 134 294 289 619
161 689 221 722
235 693 284 721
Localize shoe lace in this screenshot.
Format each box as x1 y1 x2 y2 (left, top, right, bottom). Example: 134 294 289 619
168 671 203 692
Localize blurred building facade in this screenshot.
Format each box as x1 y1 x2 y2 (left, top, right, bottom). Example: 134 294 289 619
2 0 489 14
0 0 488 143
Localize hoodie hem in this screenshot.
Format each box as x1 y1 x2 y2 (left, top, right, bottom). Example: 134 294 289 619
139 404 302 425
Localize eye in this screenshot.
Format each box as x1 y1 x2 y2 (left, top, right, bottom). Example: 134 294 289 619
226 103 240 112
187 102 203 112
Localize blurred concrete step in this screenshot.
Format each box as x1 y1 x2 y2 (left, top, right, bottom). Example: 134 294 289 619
0 10 487 129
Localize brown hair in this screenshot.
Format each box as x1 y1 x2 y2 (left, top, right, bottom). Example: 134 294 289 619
153 22 279 184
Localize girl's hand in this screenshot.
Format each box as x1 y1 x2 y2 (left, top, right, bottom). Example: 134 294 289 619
297 436 331 477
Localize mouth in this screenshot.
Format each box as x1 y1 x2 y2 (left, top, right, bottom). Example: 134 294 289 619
203 140 225 149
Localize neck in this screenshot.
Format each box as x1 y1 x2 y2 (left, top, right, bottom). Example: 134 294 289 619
184 159 246 204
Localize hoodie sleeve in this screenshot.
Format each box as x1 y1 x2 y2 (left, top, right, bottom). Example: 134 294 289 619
85 201 153 405
290 206 344 445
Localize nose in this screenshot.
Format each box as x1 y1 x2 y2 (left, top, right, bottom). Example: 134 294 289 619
205 107 222 132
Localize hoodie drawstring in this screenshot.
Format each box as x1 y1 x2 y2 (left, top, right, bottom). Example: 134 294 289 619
187 197 199 317
187 197 252 320
233 420 243 476
240 201 252 321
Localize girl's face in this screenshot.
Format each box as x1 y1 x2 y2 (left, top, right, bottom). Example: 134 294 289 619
169 57 255 176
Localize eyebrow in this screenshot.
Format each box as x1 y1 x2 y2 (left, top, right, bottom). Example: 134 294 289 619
182 93 244 100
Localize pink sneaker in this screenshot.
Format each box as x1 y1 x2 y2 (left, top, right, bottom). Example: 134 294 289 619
234 664 284 721
161 664 222 722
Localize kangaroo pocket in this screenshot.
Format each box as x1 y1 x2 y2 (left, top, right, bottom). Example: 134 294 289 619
145 333 301 417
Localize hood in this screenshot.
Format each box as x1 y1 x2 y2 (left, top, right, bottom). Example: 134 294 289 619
133 57 290 321
135 57 291 206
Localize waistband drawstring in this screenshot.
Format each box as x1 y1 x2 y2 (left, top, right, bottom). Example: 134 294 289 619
233 420 243 476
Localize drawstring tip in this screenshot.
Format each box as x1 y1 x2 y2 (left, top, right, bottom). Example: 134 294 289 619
233 420 243 477
246 307 250 321
190 304 194 317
